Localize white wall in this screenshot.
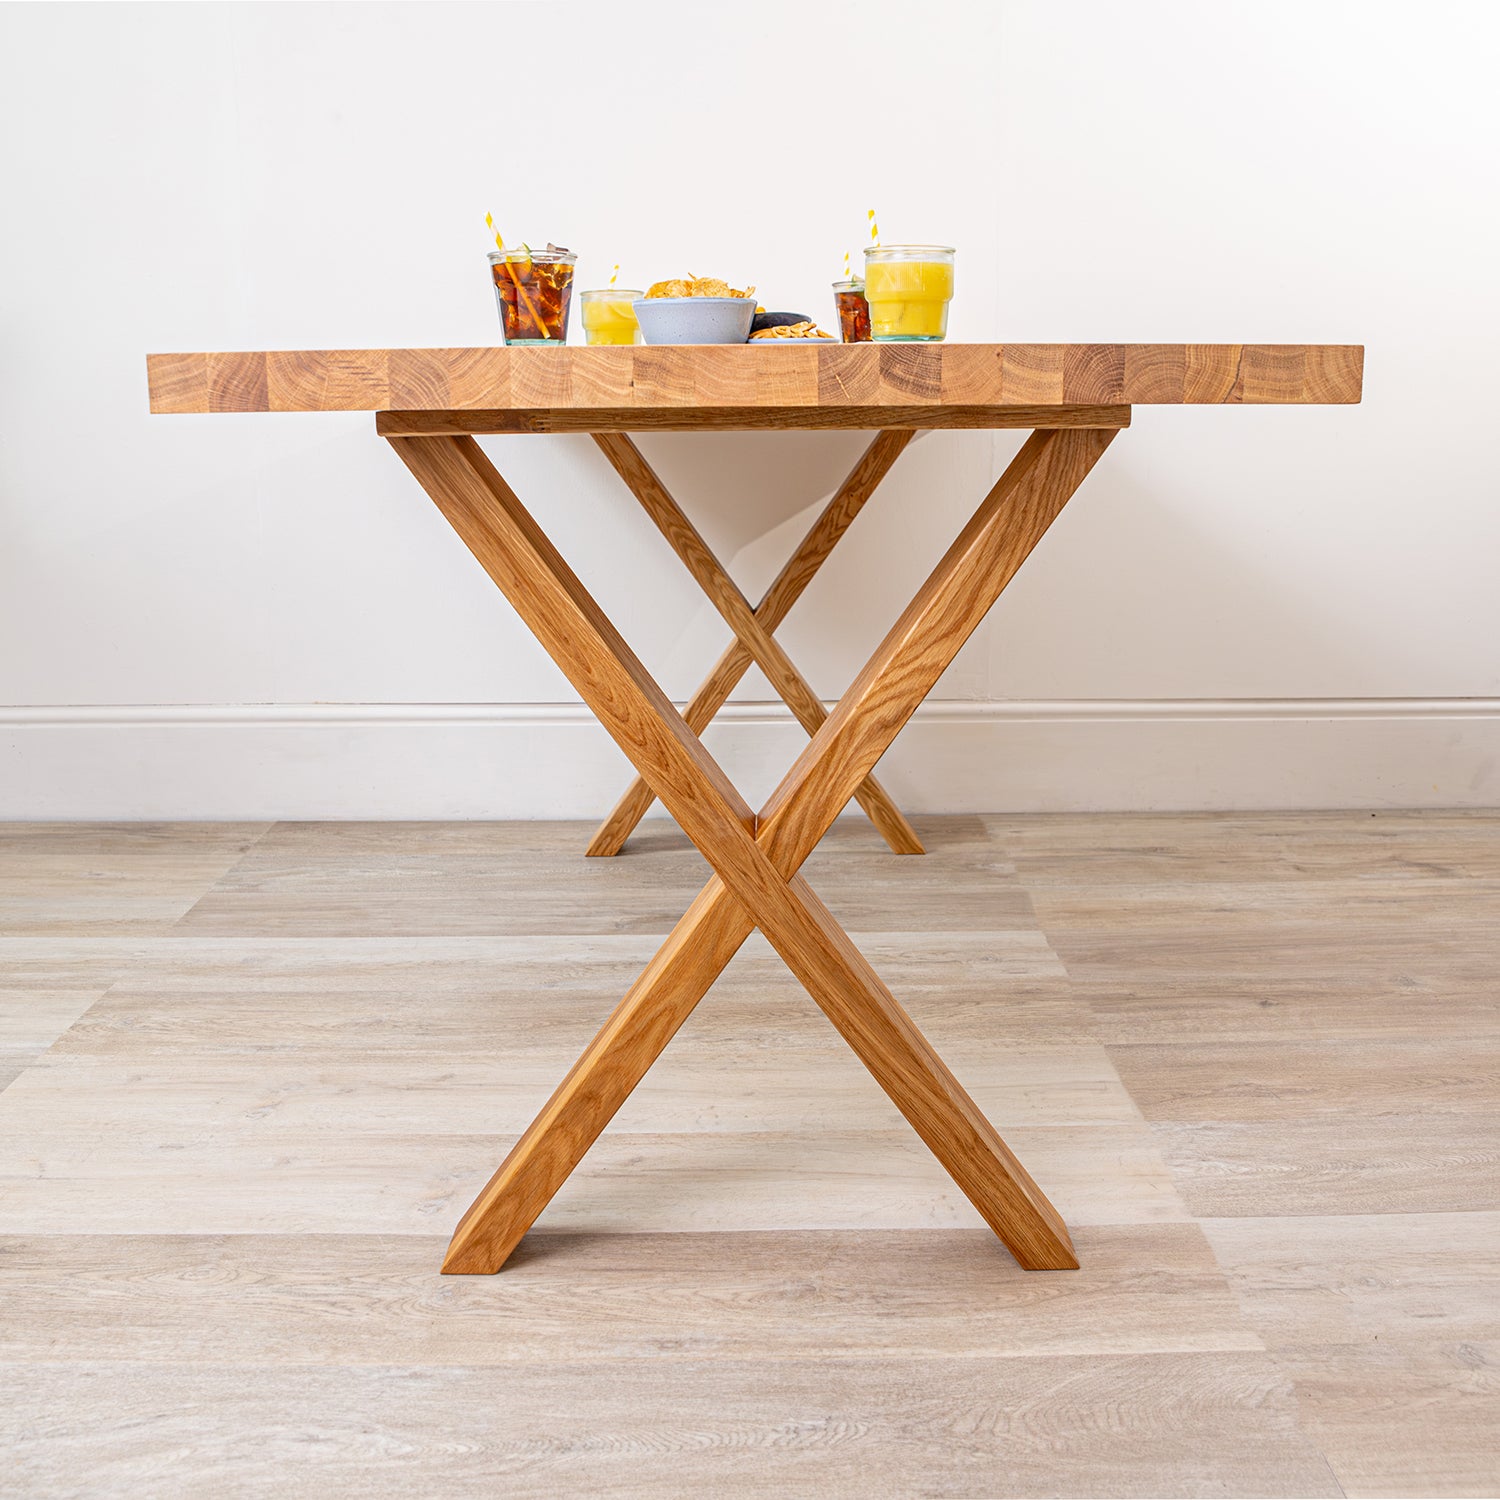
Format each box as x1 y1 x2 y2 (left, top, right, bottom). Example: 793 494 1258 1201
2 0 1498 817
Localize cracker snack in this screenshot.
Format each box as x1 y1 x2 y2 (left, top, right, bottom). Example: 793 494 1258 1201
748 320 833 340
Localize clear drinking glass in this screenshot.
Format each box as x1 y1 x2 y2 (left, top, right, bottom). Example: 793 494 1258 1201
863 245 955 342
579 288 644 345
489 248 577 345
832 279 871 343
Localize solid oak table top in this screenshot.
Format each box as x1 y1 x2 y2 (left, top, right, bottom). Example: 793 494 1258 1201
146 344 1363 433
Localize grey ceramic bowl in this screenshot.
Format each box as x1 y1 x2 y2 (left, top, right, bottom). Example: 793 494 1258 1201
632 296 757 345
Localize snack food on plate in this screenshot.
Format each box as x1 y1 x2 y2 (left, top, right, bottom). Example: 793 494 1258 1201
749 320 834 340
751 310 812 333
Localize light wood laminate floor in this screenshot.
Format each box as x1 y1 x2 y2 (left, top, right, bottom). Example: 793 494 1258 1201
2 813 1497 1498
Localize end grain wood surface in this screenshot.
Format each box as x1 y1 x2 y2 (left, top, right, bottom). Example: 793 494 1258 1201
146 343 1364 419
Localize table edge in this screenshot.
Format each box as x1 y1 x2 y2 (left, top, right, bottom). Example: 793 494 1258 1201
145 344 1365 415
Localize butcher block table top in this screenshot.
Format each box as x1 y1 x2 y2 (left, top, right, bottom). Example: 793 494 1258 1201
147 343 1363 431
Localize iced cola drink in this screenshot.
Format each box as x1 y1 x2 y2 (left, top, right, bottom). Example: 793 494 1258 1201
489 248 577 345
832 279 871 343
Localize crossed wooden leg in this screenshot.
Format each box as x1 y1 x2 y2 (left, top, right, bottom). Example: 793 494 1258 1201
386 420 1121 1276
587 430 922 856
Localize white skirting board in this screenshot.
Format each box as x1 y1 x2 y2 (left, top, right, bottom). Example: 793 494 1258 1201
1 700 1497 820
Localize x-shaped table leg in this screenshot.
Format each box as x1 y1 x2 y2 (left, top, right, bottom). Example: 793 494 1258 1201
586 429 921 856
387 421 1120 1275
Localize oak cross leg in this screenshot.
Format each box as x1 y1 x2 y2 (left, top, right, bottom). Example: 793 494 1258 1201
592 429 923 858
385 423 1120 1277
586 429 916 857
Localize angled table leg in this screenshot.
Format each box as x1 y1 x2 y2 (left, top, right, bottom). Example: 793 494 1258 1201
586 429 916 856
386 419 1121 1277
593 430 923 856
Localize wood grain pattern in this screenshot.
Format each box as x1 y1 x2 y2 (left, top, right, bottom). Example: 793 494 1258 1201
0 989 107 1090
1153 1114 1500 1218
206 351 267 413
146 344 1363 415
0 822 269 935
387 432 1100 1276
587 430 914 855
1201 1211 1500 1350
394 435 1079 1276
3 1354 1342 1498
1111 1037 1500 1122
1270 1342 1500 1497
591 431 923 856
0 1047 1144 1135
0 1227 1253 1363
375 404 1134 433
0 1125 1181 1237
757 430 1116 868
5 813 1498 1496
389 428 1109 1275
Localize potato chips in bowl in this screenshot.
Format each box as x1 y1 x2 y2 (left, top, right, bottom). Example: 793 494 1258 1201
634 274 759 344
644 276 755 301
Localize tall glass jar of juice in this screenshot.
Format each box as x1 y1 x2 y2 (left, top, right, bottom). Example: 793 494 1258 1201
863 245 955 343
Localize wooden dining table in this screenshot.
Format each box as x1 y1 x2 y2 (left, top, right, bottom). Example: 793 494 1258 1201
147 341 1364 1275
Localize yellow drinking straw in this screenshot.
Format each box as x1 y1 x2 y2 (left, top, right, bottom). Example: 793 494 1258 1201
843 250 850 280
486 211 545 333
868 209 880 248
609 264 619 288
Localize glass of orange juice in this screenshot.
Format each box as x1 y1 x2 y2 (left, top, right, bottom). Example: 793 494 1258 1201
863 245 955 342
579 288 644 345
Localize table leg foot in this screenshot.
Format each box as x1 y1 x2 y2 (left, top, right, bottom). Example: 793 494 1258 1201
441 880 753 1274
